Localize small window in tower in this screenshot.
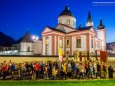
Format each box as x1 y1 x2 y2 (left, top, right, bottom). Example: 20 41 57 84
59 20 62 24
73 21 75 26
67 19 70 25
91 37 93 48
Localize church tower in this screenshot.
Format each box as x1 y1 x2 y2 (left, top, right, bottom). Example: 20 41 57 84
96 19 106 50
58 6 76 28
86 11 94 26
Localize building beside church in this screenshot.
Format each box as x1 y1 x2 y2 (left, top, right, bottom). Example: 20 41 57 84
42 6 106 56
0 32 42 55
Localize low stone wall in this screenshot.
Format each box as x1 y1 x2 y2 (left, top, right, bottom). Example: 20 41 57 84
0 57 58 63
0 56 115 65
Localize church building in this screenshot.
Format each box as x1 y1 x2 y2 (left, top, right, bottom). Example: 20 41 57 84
42 6 106 56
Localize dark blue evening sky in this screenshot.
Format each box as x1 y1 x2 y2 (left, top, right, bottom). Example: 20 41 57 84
0 0 115 43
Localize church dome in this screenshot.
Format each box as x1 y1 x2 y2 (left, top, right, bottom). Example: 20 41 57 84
59 6 74 17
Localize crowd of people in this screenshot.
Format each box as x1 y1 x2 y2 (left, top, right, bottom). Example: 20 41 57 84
0 60 114 80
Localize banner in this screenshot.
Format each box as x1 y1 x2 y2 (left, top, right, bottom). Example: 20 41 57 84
95 50 98 61
59 48 64 62
100 50 108 62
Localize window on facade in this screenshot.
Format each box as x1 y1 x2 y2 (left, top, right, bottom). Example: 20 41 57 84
91 38 93 48
73 21 75 26
59 39 63 48
45 38 49 55
97 42 100 48
59 20 62 24
0 47 1 51
76 39 81 48
67 19 70 25
28 47 30 52
67 51 69 55
66 39 70 48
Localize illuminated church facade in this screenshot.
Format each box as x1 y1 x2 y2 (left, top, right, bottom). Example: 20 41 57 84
42 6 106 56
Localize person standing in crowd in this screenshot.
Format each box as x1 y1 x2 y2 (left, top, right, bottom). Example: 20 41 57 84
93 61 97 77
48 62 52 78
52 66 58 80
96 62 101 79
102 63 107 78
25 62 30 74
76 61 79 77
78 63 84 79
108 65 114 79
32 70 36 80
67 62 72 78
31 62 36 80
10 62 15 78
44 64 48 79
85 61 88 77
2 63 8 80
72 62 76 78
17 63 23 80
35 62 40 79
0 63 3 78
61 62 67 80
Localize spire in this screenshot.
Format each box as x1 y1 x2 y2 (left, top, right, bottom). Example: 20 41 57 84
100 19 103 25
65 5 69 10
87 11 92 23
97 19 105 29
86 11 94 26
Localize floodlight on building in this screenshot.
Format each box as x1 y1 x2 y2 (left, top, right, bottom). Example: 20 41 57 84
31 35 39 41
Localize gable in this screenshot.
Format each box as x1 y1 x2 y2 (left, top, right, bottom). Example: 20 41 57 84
90 27 95 33
42 27 52 34
56 25 66 32
56 24 76 33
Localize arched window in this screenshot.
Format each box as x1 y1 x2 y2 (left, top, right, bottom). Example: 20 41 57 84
91 37 93 48
76 38 81 48
73 21 75 26
45 37 49 55
28 47 30 52
67 19 70 25
59 37 63 48
59 20 62 24
66 39 70 48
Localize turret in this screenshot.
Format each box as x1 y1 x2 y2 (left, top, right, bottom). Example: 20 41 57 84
96 19 106 50
58 6 76 28
86 11 94 26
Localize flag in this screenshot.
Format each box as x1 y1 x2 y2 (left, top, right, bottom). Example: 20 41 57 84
95 50 98 61
100 50 108 62
79 52 82 61
87 51 89 60
59 48 64 62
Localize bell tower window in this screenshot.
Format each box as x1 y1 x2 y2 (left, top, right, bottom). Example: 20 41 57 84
73 21 75 26
91 37 93 48
59 20 62 24
67 19 70 25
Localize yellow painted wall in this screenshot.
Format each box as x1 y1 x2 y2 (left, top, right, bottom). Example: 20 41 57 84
0 57 58 63
0 56 115 64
